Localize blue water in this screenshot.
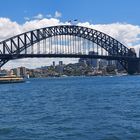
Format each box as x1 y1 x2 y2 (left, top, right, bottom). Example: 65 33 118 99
0 76 140 140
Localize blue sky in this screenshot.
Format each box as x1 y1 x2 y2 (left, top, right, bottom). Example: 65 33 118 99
1 0 140 68
0 0 140 25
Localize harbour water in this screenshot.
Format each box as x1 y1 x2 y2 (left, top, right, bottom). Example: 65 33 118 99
0 76 140 140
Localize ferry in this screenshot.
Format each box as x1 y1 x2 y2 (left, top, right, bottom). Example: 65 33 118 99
0 74 25 84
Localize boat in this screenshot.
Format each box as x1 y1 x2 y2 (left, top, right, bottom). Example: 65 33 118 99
0 74 25 84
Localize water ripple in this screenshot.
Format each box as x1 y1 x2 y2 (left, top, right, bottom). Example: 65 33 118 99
0 76 140 139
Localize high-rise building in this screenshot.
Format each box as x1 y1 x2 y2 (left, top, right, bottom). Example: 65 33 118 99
16 67 27 77
56 61 64 74
52 61 55 68
79 51 99 68
87 51 98 68
59 61 63 66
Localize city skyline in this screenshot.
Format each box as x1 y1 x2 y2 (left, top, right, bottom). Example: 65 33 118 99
0 58 125 78
0 0 140 69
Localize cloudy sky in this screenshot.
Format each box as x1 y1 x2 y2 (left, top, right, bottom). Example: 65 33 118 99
0 0 140 69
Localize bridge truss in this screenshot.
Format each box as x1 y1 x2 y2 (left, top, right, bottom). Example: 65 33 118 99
0 25 139 74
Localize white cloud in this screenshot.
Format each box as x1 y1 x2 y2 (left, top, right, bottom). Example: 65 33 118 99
22 18 61 31
0 17 140 69
29 11 61 21
0 18 22 41
33 13 44 20
54 11 62 18
24 17 30 21
78 22 140 47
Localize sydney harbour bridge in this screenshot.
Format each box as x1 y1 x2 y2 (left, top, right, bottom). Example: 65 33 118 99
0 25 140 74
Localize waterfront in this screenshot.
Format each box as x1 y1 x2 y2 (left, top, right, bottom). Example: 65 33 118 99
0 76 140 139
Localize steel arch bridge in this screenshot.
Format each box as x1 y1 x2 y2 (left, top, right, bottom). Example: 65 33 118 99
0 25 139 74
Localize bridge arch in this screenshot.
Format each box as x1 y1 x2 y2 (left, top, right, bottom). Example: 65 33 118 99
0 25 138 74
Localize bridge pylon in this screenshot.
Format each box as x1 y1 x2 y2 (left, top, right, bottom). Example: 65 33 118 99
126 48 140 74
127 60 140 75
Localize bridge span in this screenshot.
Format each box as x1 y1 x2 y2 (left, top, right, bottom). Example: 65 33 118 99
0 25 140 74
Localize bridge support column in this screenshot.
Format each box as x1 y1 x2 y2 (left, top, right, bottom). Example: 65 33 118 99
137 61 140 74
127 60 140 75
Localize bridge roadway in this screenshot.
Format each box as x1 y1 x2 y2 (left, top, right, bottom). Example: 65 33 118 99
0 54 139 61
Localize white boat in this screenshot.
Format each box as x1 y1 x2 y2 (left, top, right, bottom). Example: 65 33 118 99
0 75 25 84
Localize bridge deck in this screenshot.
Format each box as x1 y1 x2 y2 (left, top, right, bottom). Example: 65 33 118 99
0 54 139 61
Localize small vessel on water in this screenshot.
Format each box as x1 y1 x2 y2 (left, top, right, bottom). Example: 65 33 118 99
0 74 25 84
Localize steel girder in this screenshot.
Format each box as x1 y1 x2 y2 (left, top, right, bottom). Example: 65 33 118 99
0 25 136 72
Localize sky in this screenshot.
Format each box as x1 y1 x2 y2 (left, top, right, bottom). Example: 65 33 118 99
0 0 140 69
0 0 140 25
